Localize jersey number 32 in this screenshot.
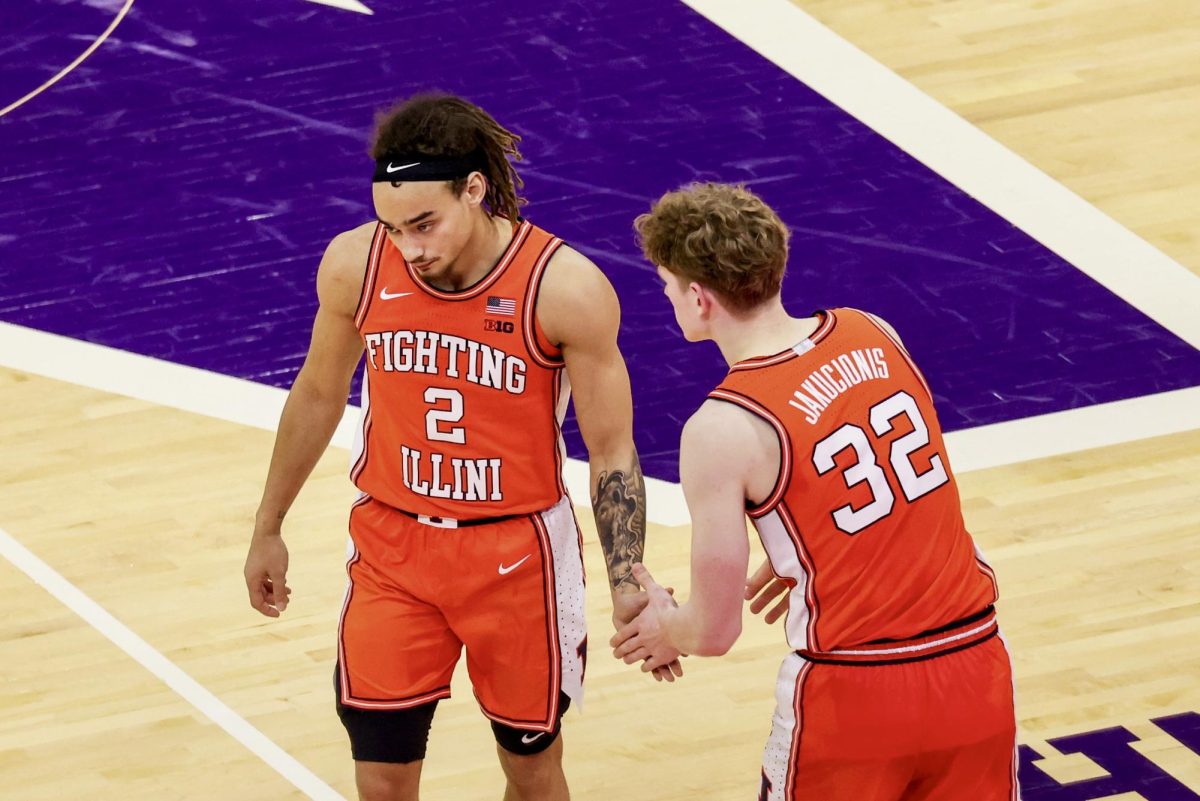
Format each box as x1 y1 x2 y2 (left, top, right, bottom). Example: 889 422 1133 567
812 391 949 535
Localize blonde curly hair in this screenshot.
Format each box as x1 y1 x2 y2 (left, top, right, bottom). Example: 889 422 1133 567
634 183 790 312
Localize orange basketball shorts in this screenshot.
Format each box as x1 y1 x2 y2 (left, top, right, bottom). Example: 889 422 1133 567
760 628 1018 801
336 494 587 732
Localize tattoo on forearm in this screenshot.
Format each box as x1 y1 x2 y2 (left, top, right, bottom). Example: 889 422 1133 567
592 455 647 592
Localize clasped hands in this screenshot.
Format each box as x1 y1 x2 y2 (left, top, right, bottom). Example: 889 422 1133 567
609 558 792 683
610 564 685 682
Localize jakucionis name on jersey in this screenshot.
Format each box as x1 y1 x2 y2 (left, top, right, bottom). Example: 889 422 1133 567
787 347 890 425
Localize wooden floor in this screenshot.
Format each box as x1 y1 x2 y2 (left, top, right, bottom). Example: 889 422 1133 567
4 368 1199 798
3 1 1200 798
792 0 1200 278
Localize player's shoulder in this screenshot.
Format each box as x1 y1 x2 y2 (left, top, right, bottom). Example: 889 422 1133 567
684 398 765 450
317 222 377 313
839 306 905 346
680 399 765 481
323 222 377 271
541 243 613 297
536 243 620 344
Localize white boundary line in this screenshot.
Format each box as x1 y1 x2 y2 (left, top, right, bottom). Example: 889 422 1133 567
0 0 136 119
4 322 1199 526
681 0 1200 351
944 385 1200 474
0 524 346 800
303 0 373 14
0 323 688 523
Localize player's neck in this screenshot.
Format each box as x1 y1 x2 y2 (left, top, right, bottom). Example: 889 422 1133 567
439 214 513 291
713 303 821 366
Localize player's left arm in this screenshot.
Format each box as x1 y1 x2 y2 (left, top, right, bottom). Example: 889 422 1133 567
865 311 904 345
537 246 645 615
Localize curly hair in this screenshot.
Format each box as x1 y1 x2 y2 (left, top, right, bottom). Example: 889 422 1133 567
634 183 790 312
370 93 526 221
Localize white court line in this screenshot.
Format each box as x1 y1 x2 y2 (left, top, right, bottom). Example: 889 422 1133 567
0 322 686 522
0 0 136 119
4 321 1199 526
304 0 373 13
681 0 1200 352
944 385 1200 474
0 524 346 801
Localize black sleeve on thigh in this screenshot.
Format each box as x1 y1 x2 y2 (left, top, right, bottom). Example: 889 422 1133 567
335 667 439 764
492 693 572 756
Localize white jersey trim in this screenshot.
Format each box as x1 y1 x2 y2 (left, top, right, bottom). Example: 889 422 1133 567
753 508 814 651
823 611 998 657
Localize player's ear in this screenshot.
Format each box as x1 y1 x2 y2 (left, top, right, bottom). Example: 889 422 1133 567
462 171 488 206
691 282 715 319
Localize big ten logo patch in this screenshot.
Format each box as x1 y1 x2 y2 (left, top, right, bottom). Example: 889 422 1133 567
485 319 515 334
1021 711 1200 799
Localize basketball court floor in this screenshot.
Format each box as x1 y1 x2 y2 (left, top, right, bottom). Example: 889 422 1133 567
2 1 1198 798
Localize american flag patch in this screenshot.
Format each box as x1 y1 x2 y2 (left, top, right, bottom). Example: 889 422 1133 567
486 296 516 316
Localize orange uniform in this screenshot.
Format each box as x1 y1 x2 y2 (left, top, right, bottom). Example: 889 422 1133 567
712 308 1018 801
351 218 569 520
337 220 586 732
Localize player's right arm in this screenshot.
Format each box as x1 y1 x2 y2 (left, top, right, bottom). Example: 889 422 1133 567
611 401 755 666
243 224 373 617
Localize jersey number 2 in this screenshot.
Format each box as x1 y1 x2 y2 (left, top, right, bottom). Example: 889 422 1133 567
424 387 466 444
811 391 948 535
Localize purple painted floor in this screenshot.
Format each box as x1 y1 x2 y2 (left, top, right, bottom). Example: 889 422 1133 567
2 0 1199 485
4 3 1200 797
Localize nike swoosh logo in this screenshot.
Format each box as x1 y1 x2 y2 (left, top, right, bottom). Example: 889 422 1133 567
386 162 420 173
498 554 532 575
521 732 546 744
379 288 413 300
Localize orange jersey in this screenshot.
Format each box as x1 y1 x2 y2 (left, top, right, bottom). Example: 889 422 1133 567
350 220 570 519
712 308 998 654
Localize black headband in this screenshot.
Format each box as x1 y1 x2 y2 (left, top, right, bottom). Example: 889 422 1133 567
372 150 487 183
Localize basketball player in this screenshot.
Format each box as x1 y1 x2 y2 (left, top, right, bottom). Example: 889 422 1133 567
611 183 1018 800
243 93 676 801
